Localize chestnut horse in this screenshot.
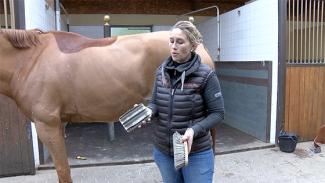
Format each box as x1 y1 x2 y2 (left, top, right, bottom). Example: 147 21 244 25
0 29 215 183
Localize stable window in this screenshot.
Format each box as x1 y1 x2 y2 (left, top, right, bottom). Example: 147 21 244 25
110 26 152 36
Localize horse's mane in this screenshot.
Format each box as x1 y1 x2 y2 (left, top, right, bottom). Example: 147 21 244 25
0 29 44 48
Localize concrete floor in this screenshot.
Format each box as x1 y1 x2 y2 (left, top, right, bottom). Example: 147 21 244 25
1 142 324 183
39 122 273 169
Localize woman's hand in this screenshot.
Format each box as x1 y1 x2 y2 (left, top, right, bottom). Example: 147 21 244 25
138 106 152 128
182 128 194 153
138 116 151 128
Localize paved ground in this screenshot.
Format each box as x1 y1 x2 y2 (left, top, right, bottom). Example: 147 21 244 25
1 141 324 183
41 123 271 168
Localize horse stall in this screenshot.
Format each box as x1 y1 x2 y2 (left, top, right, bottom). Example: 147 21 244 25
35 0 277 168
215 61 272 145
0 0 281 180
285 0 325 141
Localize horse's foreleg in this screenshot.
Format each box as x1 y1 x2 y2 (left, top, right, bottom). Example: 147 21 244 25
62 122 68 138
35 121 72 183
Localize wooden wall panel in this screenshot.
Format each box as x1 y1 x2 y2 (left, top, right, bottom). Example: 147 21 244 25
0 0 249 15
0 95 35 177
285 66 325 141
60 0 248 15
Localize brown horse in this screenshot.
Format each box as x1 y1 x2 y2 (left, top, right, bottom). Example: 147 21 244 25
0 29 215 183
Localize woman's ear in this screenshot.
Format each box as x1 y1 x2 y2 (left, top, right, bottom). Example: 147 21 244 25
191 44 198 52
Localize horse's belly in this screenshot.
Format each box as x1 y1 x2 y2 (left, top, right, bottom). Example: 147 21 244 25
61 94 145 122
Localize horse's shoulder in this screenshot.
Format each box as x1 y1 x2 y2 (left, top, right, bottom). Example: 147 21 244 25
50 31 117 53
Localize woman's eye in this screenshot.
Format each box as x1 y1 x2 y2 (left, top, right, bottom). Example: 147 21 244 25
177 40 184 44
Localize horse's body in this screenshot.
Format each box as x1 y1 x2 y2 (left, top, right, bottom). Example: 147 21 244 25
0 29 214 183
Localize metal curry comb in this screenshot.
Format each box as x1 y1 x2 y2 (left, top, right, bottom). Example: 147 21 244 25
119 103 152 132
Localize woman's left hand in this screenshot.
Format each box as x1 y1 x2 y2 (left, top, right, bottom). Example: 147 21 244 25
182 128 194 153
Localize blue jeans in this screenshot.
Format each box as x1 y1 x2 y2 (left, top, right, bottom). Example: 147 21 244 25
153 147 214 183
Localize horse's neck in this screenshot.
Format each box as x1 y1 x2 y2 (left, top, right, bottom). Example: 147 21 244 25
0 55 17 97
0 37 19 96
0 40 42 98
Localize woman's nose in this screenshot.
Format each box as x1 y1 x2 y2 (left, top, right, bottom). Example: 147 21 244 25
171 42 177 49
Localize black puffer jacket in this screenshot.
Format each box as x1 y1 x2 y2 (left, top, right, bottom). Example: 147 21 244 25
149 53 224 155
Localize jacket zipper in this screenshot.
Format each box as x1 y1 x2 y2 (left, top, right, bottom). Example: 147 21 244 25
168 87 176 154
168 71 178 154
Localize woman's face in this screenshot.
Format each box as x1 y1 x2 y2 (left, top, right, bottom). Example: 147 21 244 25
169 28 193 63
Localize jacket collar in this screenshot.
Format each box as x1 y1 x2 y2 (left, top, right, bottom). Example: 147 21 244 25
162 53 201 76
161 53 201 90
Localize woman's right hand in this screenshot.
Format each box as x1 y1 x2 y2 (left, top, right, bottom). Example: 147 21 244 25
138 107 152 128
138 115 151 128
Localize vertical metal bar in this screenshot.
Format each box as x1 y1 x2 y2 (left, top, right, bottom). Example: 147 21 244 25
55 0 61 31
291 0 295 63
308 0 311 63
301 0 303 63
277 0 288 143
291 0 296 63
4 0 8 28
289 0 291 63
103 15 115 141
320 1 325 63
305 0 308 62
216 7 220 61
60 3 70 32
297 0 299 63
312 0 316 63
315 0 320 63
9 0 15 29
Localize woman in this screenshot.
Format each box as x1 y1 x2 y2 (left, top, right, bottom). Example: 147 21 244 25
148 21 225 183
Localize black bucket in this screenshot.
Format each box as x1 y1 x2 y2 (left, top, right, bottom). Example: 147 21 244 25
278 131 298 153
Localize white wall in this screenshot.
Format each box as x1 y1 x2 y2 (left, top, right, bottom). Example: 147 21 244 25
198 17 219 61
24 0 55 30
60 14 69 31
70 26 104 38
69 25 169 38
152 25 171 32
153 21 220 61
68 14 211 26
69 25 174 39
219 0 278 143
220 0 278 61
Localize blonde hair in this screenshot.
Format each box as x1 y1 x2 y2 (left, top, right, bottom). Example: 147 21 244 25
172 21 203 45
